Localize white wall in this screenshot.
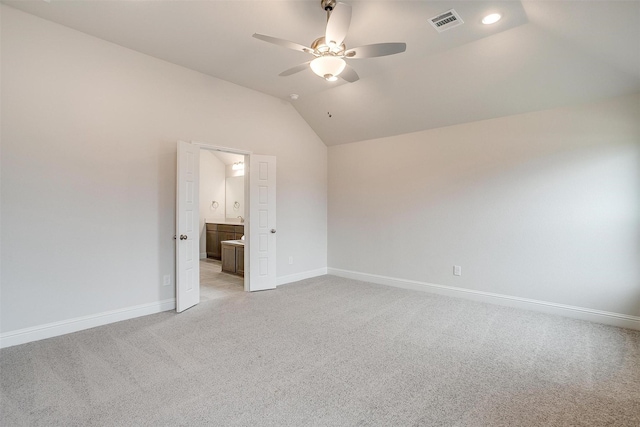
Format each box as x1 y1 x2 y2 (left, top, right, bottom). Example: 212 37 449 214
199 151 226 256
329 93 640 317
0 6 327 334
225 164 244 178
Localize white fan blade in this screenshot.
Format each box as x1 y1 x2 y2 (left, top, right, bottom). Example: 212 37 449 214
325 2 352 47
253 33 313 54
345 43 407 58
340 64 359 83
279 62 311 77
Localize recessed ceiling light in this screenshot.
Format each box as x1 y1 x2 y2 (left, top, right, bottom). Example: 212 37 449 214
482 13 502 25
289 94 299 100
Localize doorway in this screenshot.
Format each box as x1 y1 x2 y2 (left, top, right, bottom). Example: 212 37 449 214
198 149 246 300
176 141 277 312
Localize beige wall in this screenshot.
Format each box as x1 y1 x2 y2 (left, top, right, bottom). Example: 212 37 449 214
328 93 640 317
1 6 327 333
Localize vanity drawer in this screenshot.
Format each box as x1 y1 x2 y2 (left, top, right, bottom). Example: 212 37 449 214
206 223 218 231
218 225 237 232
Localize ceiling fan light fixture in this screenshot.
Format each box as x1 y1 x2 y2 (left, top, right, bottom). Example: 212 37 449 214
254 1 406 84
310 56 346 81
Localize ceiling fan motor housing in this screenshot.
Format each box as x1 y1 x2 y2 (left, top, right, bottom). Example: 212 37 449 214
311 37 346 56
321 0 337 12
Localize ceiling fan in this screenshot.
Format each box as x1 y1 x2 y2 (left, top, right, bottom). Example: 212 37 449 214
253 0 406 83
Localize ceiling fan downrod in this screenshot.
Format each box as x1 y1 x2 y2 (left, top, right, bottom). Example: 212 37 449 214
321 0 337 20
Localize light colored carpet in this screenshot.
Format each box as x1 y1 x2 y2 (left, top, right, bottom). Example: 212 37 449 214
1 275 639 426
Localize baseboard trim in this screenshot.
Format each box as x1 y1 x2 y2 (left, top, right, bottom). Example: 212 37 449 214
0 299 176 349
328 268 640 331
200 252 207 259
277 268 328 287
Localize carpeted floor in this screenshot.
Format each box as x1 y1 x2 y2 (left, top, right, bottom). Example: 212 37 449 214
1 275 639 426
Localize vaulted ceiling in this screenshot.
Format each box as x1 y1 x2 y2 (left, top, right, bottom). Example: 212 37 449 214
3 1 639 146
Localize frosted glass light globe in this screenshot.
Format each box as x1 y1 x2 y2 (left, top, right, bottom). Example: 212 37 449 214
310 56 346 81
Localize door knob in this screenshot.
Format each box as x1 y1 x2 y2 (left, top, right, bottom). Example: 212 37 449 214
270 229 276 234
180 234 188 240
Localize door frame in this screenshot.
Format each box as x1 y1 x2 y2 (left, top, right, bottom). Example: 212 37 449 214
191 141 252 292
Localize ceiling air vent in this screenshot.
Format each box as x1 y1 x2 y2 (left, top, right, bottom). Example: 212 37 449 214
429 9 464 33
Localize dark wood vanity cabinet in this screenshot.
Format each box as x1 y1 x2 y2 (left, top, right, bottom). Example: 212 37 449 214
216 231 235 258
206 223 244 260
221 244 237 272
221 242 244 277
236 246 244 276
205 224 218 258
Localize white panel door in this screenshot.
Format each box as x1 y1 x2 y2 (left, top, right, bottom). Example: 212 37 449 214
176 141 200 312
249 155 276 291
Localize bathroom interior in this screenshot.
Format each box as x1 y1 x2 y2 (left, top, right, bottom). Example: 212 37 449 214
198 150 246 299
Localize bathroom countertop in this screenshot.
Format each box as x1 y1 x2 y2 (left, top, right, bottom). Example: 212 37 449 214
221 240 245 246
205 220 244 225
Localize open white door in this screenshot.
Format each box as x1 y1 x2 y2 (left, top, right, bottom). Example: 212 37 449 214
248 155 276 291
176 141 200 312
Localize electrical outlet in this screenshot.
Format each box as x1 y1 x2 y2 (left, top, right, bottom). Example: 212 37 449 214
288 256 293 265
163 275 171 286
453 265 462 276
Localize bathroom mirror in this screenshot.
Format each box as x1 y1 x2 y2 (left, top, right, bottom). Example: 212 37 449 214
225 176 244 221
